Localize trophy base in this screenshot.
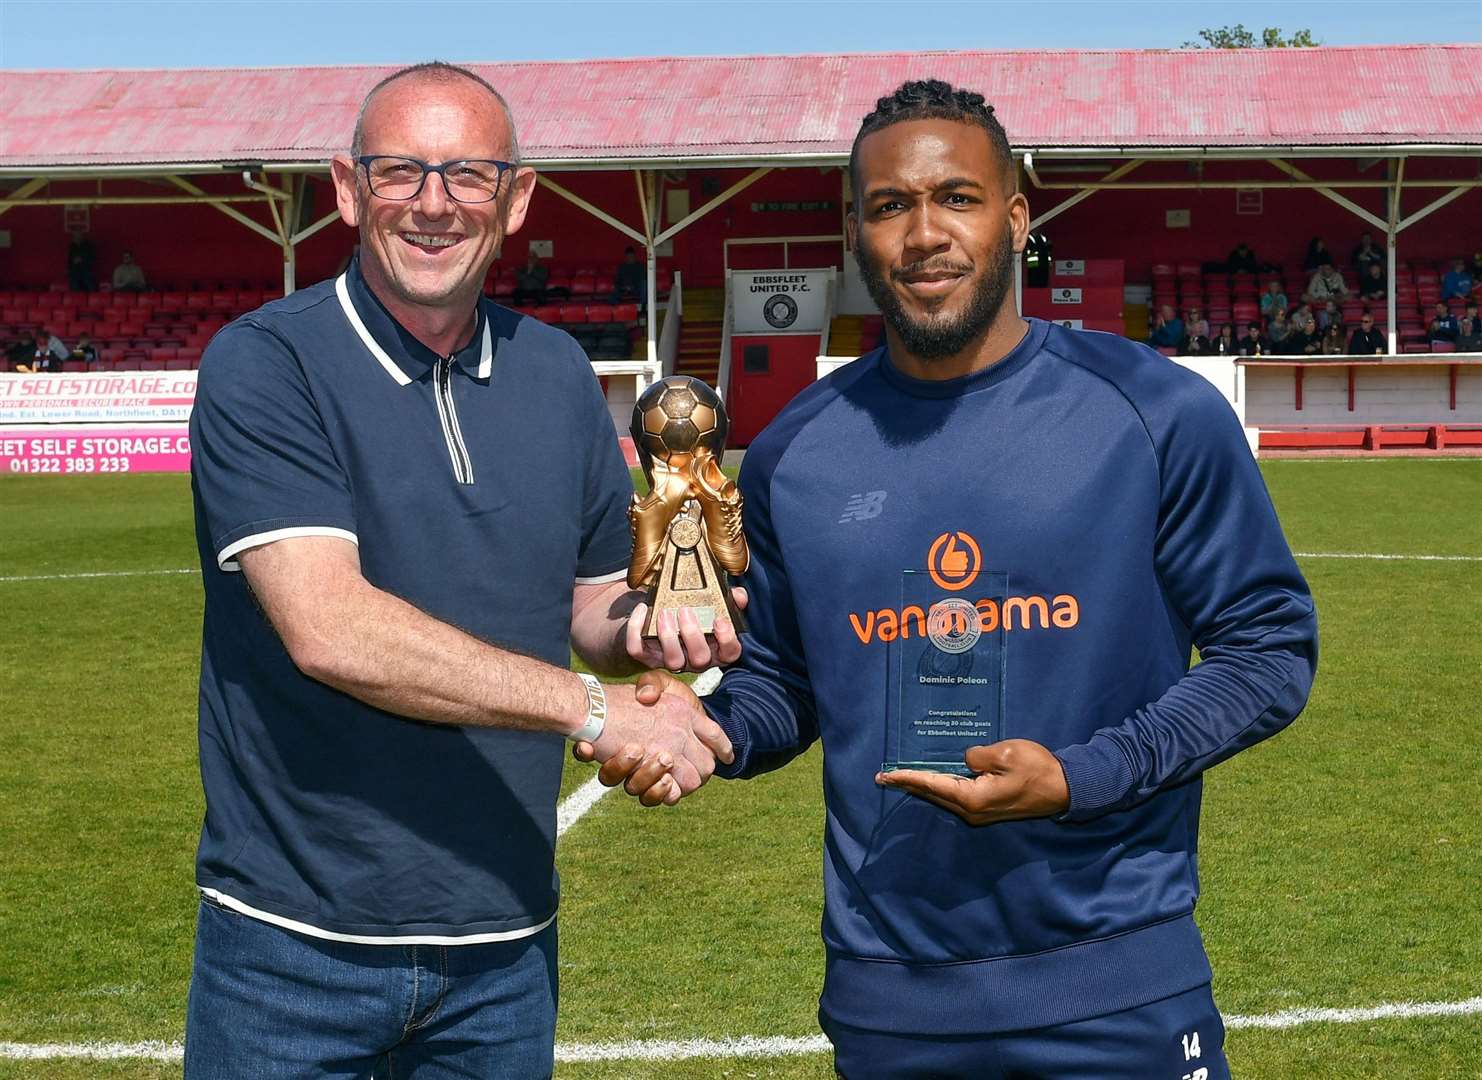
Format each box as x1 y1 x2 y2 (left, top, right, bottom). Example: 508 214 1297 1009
880 760 976 777
642 508 744 638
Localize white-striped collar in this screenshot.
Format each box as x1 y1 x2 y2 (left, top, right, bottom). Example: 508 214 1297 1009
334 266 494 385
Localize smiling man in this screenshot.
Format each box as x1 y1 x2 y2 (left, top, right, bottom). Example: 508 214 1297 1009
598 80 1318 1078
183 62 738 1078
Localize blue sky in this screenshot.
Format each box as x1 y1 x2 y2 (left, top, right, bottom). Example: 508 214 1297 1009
1 0 1475 69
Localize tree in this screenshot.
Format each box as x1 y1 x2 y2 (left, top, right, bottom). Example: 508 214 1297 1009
1183 24 1319 49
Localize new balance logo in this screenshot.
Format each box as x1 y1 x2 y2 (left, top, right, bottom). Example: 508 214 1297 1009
838 491 887 523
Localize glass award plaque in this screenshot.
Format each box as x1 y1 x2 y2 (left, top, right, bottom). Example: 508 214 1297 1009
882 570 1007 776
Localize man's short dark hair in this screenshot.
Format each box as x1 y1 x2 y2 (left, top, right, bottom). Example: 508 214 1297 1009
351 60 519 162
849 79 1015 199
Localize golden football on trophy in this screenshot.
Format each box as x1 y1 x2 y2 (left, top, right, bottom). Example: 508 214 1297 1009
628 376 748 637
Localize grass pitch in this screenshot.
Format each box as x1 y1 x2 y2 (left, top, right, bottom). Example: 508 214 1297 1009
0 460 1478 1078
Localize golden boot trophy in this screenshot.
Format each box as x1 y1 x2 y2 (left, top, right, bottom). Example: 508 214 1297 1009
628 376 749 637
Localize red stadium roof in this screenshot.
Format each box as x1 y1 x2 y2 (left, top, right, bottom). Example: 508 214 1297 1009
2 45 1480 172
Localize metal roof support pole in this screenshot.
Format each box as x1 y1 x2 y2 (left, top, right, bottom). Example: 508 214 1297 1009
165 175 282 245
534 175 648 245
1387 159 1405 355
1023 156 1145 231
291 208 344 247
641 170 660 369
1265 159 1388 232
652 167 771 247
0 177 49 220
244 172 297 295
1395 183 1474 232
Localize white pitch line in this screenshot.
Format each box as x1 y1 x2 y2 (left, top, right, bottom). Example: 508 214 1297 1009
1294 551 1482 562
1225 995 1482 1031
5 995 1480 1063
0 567 199 583
556 774 613 838
555 1033 830 1063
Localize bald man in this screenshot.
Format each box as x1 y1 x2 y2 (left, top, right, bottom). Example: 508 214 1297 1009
182 61 738 1078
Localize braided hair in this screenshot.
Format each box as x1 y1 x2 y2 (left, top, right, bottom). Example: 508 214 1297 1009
849 79 1014 196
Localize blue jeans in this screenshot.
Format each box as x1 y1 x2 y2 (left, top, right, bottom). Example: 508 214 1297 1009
185 896 557 1079
824 984 1230 1080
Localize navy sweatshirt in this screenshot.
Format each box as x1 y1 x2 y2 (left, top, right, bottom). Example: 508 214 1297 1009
704 319 1318 1035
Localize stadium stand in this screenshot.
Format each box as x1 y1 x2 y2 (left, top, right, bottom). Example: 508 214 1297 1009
0 257 668 369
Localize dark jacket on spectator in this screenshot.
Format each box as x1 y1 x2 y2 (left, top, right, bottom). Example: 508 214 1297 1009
1348 328 1387 355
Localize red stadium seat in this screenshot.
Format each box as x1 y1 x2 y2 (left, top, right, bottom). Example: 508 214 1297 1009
569 271 596 296
612 303 639 323
62 360 86 373
532 305 562 323
166 357 194 370
557 303 586 323
585 304 614 324
593 273 615 295
176 347 203 366
655 268 673 294
1430 341 1456 353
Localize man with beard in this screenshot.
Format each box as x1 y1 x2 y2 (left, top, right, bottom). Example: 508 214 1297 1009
588 80 1317 1078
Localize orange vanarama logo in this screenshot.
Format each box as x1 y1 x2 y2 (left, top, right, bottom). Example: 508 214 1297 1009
927 531 981 591
847 530 1081 645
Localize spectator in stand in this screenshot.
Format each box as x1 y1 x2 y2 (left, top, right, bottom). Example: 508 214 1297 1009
1260 280 1287 317
1471 251 1482 282
1148 304 1183 349
1321 321 1347 355
511 249 548 305
20 330 69 373
1306 261 1349 304
1317 299 1342 332
1265 311 1293 353
1183 305 1209 341
1456 303 1482 351
1213 322 1238 355
71 333 99 365
1351 233 1384 274
67 232 97 292
1348 313 1386 356
1178 326 1213 356
1226 242 1259 275
111 250 148 292
1286 310 1320 355
1359 262 1386 301
1303 236 1332 272
611 246 646 304
1442 257 1474 301
1237 321 1263 356
5 332 37 371
1429 301 1459 344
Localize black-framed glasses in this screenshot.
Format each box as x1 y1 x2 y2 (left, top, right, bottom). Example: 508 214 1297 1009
356 155 514 204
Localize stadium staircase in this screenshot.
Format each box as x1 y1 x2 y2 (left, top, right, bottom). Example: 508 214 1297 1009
825 314 884 358
672 287 725 387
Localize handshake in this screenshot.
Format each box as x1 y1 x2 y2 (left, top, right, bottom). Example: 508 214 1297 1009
573 668 723 807
571 588 747 807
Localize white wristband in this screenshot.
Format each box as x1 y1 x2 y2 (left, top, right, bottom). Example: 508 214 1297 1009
569 673 607 743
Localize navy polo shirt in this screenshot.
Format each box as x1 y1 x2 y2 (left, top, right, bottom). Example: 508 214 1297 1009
189 259 633 943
